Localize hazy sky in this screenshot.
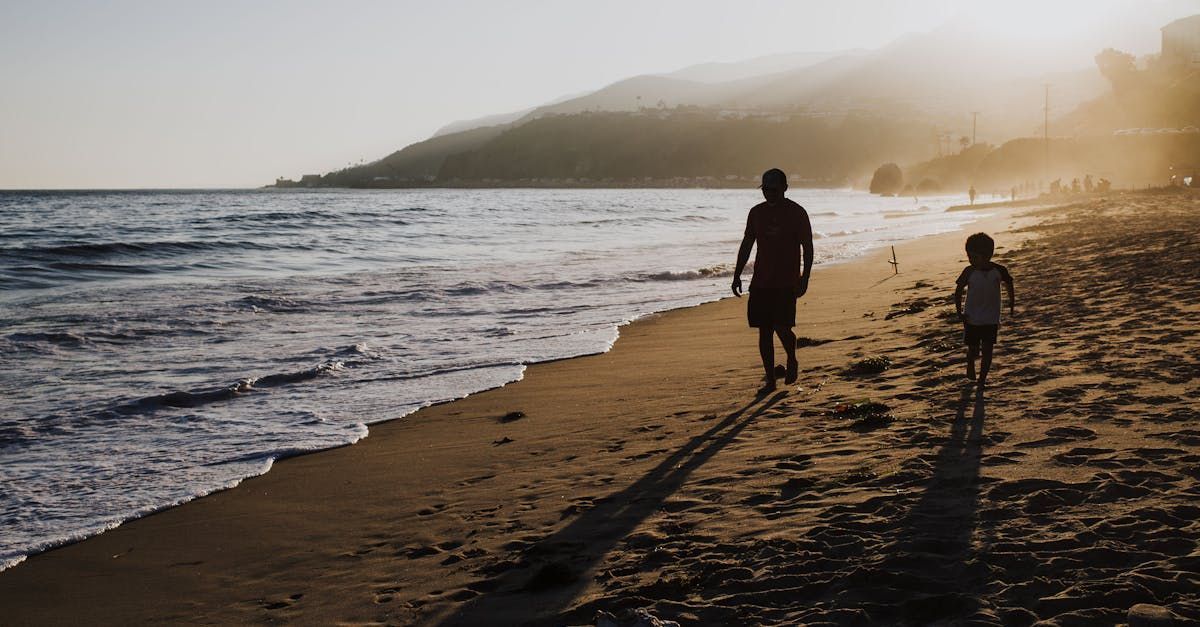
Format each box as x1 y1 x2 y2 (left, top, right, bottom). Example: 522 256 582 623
1 0 1194 188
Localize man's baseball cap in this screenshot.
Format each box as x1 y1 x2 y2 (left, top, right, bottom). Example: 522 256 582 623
759 168 788 189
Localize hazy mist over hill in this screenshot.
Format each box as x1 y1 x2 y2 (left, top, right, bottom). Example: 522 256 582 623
295 3 1200 191
425 0 1193 146
659 50 856 83
5 0 1197 188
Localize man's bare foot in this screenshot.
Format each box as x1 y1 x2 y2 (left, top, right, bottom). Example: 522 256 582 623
785 359 798 384
757 379 777 396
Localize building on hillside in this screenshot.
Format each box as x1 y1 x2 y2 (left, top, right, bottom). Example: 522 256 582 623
1161 14 1200 68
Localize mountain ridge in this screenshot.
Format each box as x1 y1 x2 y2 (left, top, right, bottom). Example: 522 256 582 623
276 13 1192 189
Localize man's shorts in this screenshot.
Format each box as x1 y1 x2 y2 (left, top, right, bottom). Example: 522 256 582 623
748 287 796 328
964 323 999 345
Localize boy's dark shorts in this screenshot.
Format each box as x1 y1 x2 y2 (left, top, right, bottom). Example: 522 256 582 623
964 323 999 345
748 288 796 328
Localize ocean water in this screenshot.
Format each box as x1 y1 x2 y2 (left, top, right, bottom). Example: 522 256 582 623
0 187 979 570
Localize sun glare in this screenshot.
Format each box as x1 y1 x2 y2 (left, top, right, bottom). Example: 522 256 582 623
957 0 1126 42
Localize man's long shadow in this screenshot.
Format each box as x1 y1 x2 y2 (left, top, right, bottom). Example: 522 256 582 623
877 386 986 623
434 392 788 626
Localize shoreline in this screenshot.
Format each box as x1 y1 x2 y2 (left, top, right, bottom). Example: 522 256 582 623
0 196 1069 623
0 193 1007 574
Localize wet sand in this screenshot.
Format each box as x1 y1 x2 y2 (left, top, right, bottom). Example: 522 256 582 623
2 190 1198 625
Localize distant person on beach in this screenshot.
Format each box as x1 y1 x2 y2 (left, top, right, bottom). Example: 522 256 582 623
732 168 814 395
968 185 977 205
955 233 1015 390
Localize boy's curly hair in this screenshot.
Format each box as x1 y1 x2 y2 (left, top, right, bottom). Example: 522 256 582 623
965 232 995 257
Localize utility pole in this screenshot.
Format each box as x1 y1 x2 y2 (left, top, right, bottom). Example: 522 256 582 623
1043 84 1050 184
971 111 979 146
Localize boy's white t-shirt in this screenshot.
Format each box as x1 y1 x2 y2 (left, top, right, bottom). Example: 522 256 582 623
957 263 1012 326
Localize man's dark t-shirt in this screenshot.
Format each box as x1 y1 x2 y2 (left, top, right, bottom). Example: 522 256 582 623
745 198 812 290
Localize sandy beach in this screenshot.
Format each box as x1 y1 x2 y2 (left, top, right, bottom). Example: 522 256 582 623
2 189 1198 626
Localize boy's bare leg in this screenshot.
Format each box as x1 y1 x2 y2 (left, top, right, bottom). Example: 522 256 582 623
757 327 777 394
775 325 799 383
966 343 978 381
978 342 994 386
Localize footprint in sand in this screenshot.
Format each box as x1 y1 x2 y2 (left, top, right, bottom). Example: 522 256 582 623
779 477 817 500
624 448 668 461
416 503 450 517
465 578 502 593
1015 426 1097 448
1051 447 1117 466
773 453 813 471
259 593 304 610
464 505 501 522
472 558 527 578
559 498 597 519
457 473 497 487
982 450 1028 467
1021 486 1088 514
400 545 442 559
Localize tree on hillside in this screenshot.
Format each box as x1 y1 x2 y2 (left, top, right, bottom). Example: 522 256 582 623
1078 46 1200 131
1095 48 1137 93
869 163 903 195
904 143 991 192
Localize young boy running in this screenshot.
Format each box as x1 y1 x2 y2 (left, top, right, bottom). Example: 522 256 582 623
954 232 1015 389
732 168 814 396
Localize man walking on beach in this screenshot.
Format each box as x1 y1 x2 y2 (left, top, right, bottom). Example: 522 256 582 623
732 168 814 395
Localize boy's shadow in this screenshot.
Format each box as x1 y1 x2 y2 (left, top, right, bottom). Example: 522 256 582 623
876 384 988 623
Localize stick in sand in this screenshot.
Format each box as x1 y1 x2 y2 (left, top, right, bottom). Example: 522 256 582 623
888 246 899 274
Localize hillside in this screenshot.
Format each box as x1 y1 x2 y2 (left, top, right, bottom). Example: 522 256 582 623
436 110 936 186
315 124 508 186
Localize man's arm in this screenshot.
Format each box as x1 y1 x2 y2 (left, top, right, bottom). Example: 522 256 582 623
732 217 754 297
800 210 815 297
797 239 814 298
